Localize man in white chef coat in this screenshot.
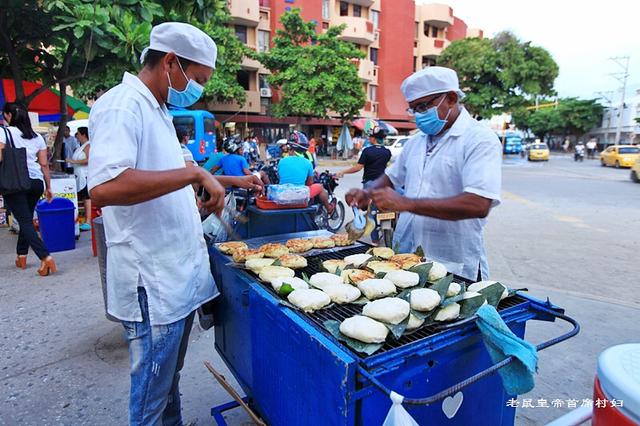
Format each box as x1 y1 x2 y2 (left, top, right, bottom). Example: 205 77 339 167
88 22 262 425
346 67 502 281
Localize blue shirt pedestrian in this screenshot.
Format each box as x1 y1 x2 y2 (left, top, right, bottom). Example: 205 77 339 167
202 151 225 175
278 155 313 185
219 153 249 176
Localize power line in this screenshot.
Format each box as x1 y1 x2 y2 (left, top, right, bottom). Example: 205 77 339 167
609 56 630 145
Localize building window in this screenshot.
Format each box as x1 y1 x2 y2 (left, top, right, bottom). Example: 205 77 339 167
322 0 330 20
259 74 270 90
237 70 250 90
340 1 348 16
370 48 378 66
413 56 417 72
369 85 377 102
322 22 329 29
424 24 438 38
259 11 269 21
371 10 379 30
353 4 361 17
235 25 248 44
258 30 270 52
421 56 437 68
415 22 419 38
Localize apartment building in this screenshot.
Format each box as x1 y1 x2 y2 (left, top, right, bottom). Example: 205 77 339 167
210 0 483 138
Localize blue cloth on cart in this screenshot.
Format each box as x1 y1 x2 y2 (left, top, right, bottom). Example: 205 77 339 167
476 305 538 395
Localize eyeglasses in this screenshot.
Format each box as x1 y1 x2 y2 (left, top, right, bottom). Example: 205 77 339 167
406 94 445 115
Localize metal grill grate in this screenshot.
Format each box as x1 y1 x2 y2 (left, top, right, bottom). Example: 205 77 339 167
243 244 529 358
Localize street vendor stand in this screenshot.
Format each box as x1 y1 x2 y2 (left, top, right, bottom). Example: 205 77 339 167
208 230 579 426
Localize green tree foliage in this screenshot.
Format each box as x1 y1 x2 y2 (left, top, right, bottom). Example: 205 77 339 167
1 0 247 163
512 98 604 141
438 31 558 119
257 9 366 120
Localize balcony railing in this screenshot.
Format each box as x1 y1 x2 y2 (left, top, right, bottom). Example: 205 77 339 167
333 16 375 45
228 0 260 27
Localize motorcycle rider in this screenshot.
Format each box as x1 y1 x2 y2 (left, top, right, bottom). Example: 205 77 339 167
278 132 334 214
575 141 585 161
290 131 317 168
337 125 391 244
210 136 252 177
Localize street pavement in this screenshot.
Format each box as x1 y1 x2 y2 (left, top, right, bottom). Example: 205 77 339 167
1 154 638 425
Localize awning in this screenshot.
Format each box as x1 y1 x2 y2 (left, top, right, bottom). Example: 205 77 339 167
0 79 90 122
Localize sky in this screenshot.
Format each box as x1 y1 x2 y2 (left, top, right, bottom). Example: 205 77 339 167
421 0 640 104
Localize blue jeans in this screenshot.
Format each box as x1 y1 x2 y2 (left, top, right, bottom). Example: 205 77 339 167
122 288 195 426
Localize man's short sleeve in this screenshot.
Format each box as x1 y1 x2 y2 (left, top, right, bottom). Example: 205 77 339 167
358 148 368 165
88 107 140 191
241 156 249 169
462 132 502 206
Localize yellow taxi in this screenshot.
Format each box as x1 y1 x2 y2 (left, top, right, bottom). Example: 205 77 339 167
600 145 640 168
631 158 640 183
528 143 550 161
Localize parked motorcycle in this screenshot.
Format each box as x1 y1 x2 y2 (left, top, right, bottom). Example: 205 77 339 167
313 171 345 232
574 145 585 162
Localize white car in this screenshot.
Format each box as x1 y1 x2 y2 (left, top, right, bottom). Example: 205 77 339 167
384 136 410 161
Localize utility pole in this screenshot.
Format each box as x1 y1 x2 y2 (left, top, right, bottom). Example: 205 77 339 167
609 56 630 145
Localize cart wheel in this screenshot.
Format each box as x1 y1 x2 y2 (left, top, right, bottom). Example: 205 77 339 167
326 201 345 232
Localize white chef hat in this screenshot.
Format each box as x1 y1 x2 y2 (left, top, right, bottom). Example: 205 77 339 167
139 22 217 69
400 66 465 103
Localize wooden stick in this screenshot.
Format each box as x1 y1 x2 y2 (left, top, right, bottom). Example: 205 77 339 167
204 361 267 426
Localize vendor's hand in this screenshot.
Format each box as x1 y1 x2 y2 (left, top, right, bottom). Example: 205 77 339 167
44 188 53 202
236 174 264 194
65 158 73 164
370 187 411 213
198 169 225 215
345 188 370 210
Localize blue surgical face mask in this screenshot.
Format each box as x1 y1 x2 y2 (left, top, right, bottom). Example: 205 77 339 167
166 61 204 107
414 96 451 136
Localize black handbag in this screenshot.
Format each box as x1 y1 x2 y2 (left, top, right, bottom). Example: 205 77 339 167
0 126 31 194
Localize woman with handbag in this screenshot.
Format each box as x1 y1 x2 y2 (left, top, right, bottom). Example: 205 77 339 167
0 102 57 276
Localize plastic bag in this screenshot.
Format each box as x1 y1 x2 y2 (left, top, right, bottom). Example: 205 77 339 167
382 392 419 426
202 192 236 243
267 184 310 205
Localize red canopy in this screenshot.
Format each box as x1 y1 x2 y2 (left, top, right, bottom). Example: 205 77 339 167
1 79 74 121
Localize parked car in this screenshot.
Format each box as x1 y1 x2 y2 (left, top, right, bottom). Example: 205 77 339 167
384 136 410 161
528 143 550 161
600 145 640 168
631 158 640 183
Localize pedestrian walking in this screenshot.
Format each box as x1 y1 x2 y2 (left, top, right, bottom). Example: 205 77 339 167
62 125 79 174
586 138 597 159
0 102 57 276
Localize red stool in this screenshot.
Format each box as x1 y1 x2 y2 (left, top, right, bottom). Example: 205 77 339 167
592 344 640 425
90 205 102 257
